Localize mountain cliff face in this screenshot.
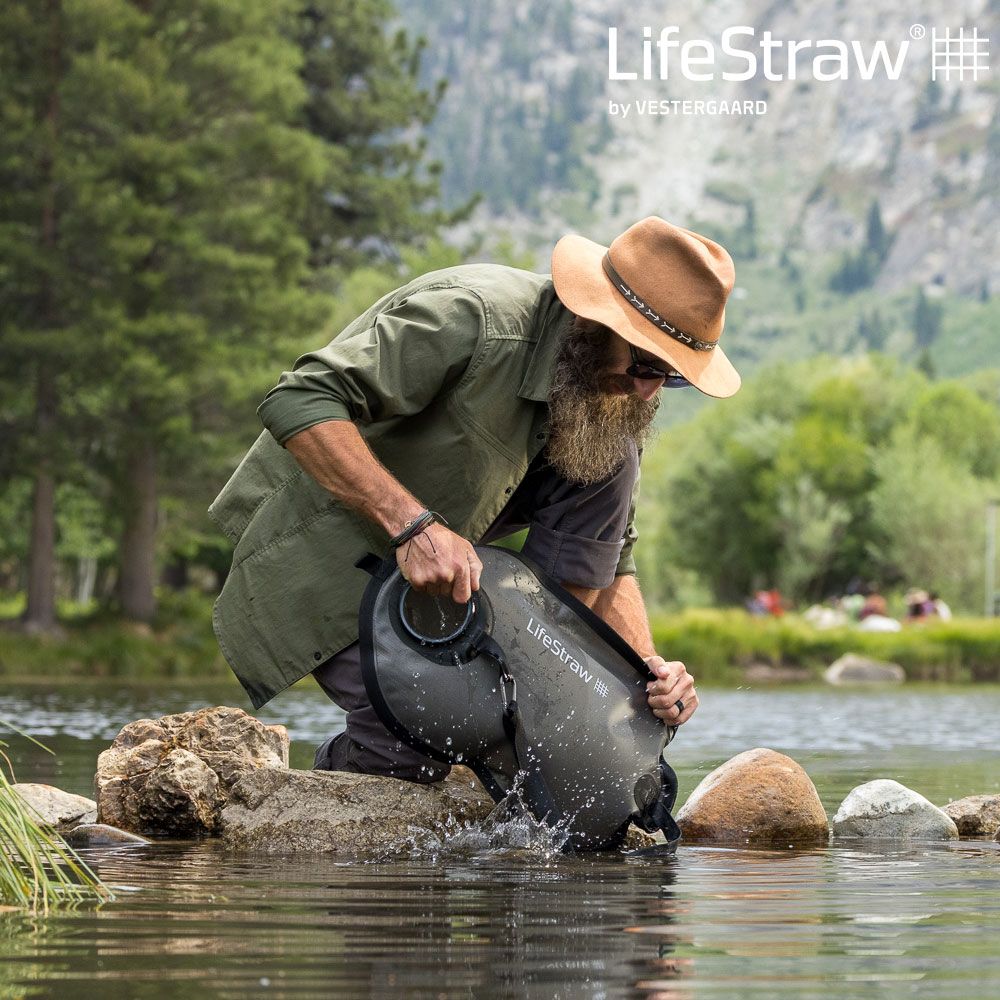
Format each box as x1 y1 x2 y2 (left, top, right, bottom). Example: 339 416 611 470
399 0 999 364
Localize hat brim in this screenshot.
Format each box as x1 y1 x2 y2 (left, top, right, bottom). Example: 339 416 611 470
551 233 741 399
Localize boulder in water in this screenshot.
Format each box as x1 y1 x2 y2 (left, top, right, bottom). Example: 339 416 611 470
941 794 1000 836
220 764 495 854
676 748 829 847
62 823 151 848
832 779 959 839
824 654 904 685
11 783 97 830
95 706 288 836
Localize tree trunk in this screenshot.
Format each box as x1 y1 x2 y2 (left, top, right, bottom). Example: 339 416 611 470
119 439 158 621
76 555 97 605
23 378 58 631
22 1 63 633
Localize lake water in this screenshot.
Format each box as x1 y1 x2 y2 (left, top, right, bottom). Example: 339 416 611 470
2 680 999 999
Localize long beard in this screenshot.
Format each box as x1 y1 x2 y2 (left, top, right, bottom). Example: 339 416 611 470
545 319 659 486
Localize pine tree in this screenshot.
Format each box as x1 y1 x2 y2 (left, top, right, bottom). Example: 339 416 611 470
857 308 888 352
0 0 110 630
913 287 943 350
864 200 890 261
913 77 943 130
3 1 455 621
86 1 331 620
293 0 453 275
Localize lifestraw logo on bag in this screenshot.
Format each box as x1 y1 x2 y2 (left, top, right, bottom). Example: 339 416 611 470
525 616 596 686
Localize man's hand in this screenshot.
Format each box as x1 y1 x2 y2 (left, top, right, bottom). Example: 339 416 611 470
396 523 483 604
645 656 698 724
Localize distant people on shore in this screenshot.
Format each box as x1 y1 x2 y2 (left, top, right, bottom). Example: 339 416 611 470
858 592 888 620
802 581 900 631
905 588 952 622
855 590 901 632
767 583 952 629
930 591 952 621
746 588 785 616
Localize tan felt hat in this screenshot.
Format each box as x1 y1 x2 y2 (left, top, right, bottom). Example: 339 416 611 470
551 216 741 398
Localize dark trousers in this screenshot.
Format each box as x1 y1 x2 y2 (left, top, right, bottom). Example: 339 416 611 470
312 443 639 782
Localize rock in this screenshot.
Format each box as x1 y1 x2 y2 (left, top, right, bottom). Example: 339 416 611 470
11 783 97 830
941 794 1000 836
96 706 289 836
621 827 658 851
62 824 151 848
220 766 496 854
823 653 905 685
832 780 959 839
675 748 829 847
744 663 813 683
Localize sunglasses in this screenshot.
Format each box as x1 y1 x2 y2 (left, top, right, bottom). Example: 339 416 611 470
626 343 691 388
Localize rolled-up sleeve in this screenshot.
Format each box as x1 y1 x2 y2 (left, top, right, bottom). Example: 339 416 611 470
257 285 484 445
514 441 641 589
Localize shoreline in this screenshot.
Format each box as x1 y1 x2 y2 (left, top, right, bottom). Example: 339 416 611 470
3 608 999 685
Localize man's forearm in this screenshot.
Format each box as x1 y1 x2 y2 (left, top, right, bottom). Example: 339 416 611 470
563 574 655 658
284 419 424 537
567 573 696 724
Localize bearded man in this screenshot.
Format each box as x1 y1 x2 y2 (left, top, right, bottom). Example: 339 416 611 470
209 216 741 782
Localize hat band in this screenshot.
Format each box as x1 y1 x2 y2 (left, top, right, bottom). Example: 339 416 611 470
602 254 717 352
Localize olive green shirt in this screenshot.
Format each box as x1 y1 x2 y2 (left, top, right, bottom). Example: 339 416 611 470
209 264 640 708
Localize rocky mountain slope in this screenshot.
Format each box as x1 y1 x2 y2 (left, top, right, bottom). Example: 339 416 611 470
399 0 999 378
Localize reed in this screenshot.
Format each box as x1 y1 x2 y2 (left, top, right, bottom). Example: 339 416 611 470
0 723 113 912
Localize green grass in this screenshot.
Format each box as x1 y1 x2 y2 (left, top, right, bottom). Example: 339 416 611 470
650 609 1000 684
0 591 233 683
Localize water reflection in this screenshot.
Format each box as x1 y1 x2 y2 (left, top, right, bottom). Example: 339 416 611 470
1 844 685 999
5 840 996 999
0 837 996 997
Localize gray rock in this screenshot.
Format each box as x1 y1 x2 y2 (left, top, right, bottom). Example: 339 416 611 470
941 794 1000 836
743 663 813 683
62 824 151 848
220 765 496 854
832 779 959 839
824 653 905 685
96 706 289 836
11 783 97 830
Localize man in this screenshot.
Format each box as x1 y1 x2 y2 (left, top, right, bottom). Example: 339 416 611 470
209 216 740 782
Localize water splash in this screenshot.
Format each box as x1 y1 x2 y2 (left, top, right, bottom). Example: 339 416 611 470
384 777 572 862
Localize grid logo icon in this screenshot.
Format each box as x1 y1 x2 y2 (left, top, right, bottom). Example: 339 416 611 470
593 678 610 699
931 27 990 81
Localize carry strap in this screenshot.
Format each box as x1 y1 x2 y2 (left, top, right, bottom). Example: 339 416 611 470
632 757 682 850
477 631 682 851
355 552 391 579
475 634 568 833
